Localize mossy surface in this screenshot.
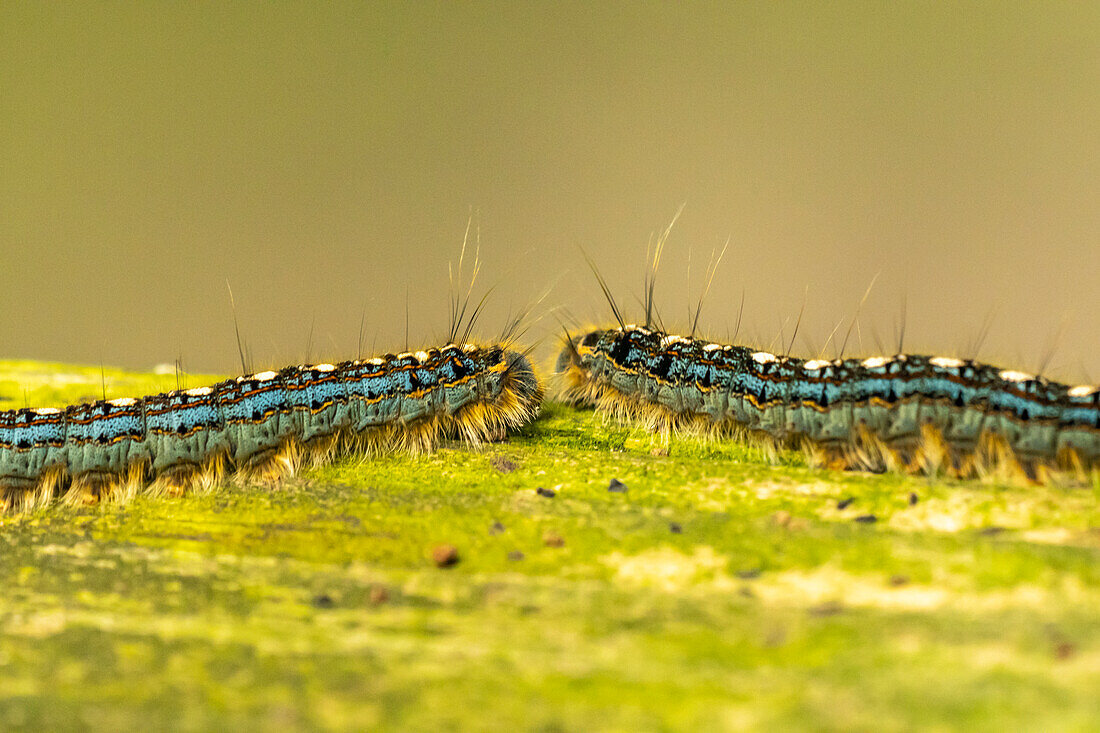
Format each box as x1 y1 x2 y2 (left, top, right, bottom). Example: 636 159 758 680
1 360 1099 731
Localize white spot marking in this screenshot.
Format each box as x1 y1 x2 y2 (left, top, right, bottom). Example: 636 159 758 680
752 352 776 364
803 359 831 371
861 356 889 368
252 371 277 382
107 398 137 407
703 343 722 352
185 387 213 397
414 351 429 361
368 358 386 366
660 335 688 347
314 363 336 372
930 356 965 368
999 370 1033 383
1068 385 1097 397
33 408 61 415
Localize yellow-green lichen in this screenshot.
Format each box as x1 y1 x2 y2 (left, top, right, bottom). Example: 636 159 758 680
1 360 1099 730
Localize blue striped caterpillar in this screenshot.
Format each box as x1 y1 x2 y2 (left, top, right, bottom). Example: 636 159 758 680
0 343 542 514
557 324 1100 482
559 221 1100 483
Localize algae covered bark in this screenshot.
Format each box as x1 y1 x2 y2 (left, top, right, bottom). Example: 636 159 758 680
1 360 1099 730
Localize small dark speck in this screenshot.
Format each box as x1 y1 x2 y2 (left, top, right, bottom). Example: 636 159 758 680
1055 641 1077 660
854 514 877 524
808 600 844 617
489 521 505 535
836 497 854 510
507 550 525 561
889 574 909 587
668 522 683 534
736 568 761 580
368 585 389 605
536 487 556 498
979 526 1005 536
490 456 517 473
431 544 460 567
908 492 919 505
311 594 335 609
764 628 787 647
608 478 627 493
543 532 565 547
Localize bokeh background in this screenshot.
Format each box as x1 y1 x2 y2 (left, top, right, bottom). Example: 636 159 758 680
2 3 1098 382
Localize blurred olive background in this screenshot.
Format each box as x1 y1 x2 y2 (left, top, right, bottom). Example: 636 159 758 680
2 3 1098 380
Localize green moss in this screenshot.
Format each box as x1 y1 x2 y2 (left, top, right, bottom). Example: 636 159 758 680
2 360 1100 730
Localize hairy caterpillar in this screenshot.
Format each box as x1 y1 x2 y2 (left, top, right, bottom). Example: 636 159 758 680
558 215 1098 483
0 342 542 514
557 323 1100 482
0 240 539 515
0 232 547 514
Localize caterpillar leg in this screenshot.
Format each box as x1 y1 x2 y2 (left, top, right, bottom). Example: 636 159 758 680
1 466 69 514
236 440 301 485
63 462 151 507
149 452 231 498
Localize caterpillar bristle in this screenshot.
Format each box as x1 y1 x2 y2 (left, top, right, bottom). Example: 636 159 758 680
237 440 301 485
3 465 68 514
148 457 222 499
61 475 102 508
300 433 340 469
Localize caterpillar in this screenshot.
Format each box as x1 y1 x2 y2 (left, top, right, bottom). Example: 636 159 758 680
557 323 1100 482
0 343 543 514
559 218 1100 483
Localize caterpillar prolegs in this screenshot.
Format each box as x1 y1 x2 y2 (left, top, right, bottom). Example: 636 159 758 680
0 343 543 514
557 325 1100 483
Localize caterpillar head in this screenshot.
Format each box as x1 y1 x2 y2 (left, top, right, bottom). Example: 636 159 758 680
555 327 624 406
556 328 614 374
